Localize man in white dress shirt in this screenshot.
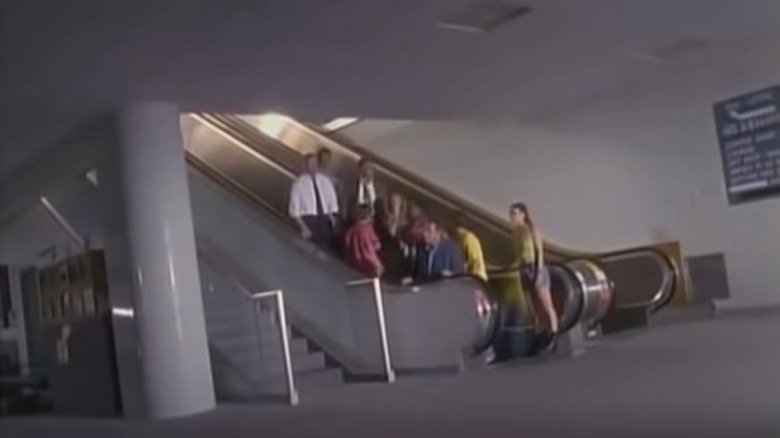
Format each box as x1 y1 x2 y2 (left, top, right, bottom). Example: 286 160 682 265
289 153 340 246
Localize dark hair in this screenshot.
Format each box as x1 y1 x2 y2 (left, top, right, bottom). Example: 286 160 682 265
453 212 467 227
446 212 467 234
317 148 332 160
353 205 372 221
510 202 534 231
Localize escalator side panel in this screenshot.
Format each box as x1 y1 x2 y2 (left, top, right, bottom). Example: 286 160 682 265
383 284 481 371
188 168 379 372
651 241 688 307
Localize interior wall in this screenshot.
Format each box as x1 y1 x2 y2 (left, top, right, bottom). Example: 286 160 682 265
344 44 780 309
0 178 101 267
0 117 110 267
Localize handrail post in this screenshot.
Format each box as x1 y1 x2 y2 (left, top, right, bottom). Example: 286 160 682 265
273 291 299 406
371 278 395 383
250 289 299 406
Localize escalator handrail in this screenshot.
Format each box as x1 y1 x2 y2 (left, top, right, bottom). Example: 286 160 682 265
196 113 679 310
191 114 500 293
213 113 537 253
601 247 678 311
212 113 682 282
187 142 491 294
266 114 680 310
550 261 587 332
238 113 673 261
487 261 588 331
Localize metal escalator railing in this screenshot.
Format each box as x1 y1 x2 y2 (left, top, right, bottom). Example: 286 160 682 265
185 114 613 334
194 112 685 313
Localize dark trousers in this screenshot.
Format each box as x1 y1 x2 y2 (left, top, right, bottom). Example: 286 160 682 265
492 300 539 360
302 215 334 248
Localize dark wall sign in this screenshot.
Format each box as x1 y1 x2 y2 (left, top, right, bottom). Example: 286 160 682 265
714 85 780 205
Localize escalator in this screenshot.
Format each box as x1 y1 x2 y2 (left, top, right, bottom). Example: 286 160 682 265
191 113 686 322
182 118 498 378
183 113 624 341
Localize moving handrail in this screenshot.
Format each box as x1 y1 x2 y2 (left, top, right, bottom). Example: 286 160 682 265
600 247 677 311
487 259 613 332
345 278 395 383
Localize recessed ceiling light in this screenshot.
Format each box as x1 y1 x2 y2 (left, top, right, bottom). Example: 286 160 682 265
322 117 360 132
639 37 709 61
85 169 98 186
437 1 532 33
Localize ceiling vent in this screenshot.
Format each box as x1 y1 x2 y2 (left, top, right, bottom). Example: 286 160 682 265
640 37 709 61
437 1 532 33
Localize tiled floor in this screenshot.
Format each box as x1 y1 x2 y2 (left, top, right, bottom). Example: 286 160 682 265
3 313 779 438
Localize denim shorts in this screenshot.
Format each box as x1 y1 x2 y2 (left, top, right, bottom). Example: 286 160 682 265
520 264 550 290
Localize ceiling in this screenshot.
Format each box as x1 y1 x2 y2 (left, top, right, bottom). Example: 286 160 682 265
2 0 780 175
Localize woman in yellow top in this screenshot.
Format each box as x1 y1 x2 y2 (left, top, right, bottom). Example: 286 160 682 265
509 202 559 348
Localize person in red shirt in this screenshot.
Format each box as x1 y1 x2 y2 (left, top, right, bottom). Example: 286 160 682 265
344 206 384 278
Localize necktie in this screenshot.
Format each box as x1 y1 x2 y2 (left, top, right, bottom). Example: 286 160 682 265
311 174 324 215
360 180 372 213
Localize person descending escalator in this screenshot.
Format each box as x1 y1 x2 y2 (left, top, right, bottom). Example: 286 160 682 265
317 148 346 246
385 192 408 238
446 212 492 325
413 220 464 282
445 212 495 358
347 158 387 221
289 153 341 248
373 193 407 282
508 202 559 352
344 206 384 278
445 212 488 283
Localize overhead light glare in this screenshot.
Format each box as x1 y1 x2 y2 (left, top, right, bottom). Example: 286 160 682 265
639 37 709 61
257 113 288 139
322 117 360 132
437 2 532 33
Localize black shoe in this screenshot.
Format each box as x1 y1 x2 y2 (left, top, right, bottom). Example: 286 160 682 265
537 331 558 353
545 333 559 353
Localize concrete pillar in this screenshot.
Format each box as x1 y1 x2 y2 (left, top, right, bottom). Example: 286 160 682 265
99 102 215 419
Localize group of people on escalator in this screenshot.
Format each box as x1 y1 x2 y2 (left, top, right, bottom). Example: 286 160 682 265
287 148 559 354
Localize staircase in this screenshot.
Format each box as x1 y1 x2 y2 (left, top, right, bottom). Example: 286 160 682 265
198 261 344 402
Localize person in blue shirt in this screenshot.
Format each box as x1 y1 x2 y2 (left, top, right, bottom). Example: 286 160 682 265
413 219 464 282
